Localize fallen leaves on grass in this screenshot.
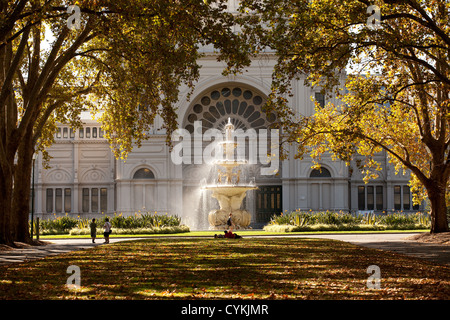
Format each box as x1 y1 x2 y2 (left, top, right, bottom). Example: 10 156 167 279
0 238 448 300
407 232 450 245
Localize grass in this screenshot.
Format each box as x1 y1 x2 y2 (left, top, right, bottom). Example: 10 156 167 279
37 229 429 239
0 238 448 300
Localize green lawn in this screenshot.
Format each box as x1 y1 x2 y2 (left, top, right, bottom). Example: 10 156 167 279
0 238 448 300
37 229 429 239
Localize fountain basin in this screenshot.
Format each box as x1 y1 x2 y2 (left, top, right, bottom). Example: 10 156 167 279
203 184 257 230
203 185 257 196
213 160 248 166
208 209 252 230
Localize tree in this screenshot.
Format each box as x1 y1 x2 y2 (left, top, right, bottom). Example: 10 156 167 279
0 0 248 245
237 0 450 232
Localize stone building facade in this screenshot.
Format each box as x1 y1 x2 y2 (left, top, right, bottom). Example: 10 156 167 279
32 19 421 229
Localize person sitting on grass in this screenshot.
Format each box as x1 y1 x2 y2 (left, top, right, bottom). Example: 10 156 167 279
224 229 235 238
214 232 225 238
214 229 242 239
223 229 242 239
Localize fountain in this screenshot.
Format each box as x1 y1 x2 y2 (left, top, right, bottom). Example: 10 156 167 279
203 118 257 229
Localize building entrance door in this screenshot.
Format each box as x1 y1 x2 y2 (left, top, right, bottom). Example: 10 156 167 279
256 185 282 223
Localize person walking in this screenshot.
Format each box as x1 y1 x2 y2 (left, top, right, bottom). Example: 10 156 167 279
90 218 97 243
227 212 235 231
103 218 112 244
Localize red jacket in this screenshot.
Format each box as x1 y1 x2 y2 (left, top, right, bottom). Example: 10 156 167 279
224 231 235 238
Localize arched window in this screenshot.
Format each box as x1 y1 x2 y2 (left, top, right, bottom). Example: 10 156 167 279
133 168 155 179
184 86 277 134
309 167 331 178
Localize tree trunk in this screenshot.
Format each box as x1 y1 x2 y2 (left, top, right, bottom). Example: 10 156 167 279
427 184 449 233
0 169 14 246
0 143 16 245
11 134 34 244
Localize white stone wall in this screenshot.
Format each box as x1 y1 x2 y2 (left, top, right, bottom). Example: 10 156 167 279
36 119 115 218
114 136 183 216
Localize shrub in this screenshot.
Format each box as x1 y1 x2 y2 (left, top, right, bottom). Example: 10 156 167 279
378 213 415 227
263 223 387 233
266 210 431 232
38 212 186 235
99 212 183 229
39 214 78 233
269 210 361 226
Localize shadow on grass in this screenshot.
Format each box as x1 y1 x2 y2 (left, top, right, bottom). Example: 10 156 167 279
0 238 449 300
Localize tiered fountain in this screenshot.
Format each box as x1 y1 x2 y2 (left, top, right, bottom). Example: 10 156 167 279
203 118 257 229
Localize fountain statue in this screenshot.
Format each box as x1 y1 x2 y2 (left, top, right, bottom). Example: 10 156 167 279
203 118 257 229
